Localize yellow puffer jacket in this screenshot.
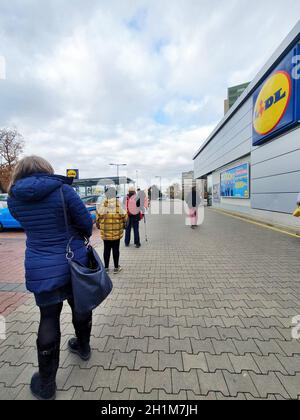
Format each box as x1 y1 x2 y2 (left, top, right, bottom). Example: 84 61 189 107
96 198 128 241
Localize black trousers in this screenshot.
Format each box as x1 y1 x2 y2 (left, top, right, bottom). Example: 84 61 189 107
37 296 92 350
103 239 120 269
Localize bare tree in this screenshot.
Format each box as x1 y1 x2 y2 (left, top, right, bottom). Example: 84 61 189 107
0 128 24 192
0 128 24 169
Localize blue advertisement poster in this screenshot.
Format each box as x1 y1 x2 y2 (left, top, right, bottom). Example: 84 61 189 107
220 163 250 199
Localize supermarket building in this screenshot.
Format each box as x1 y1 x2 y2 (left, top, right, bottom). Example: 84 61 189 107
193 21 300 230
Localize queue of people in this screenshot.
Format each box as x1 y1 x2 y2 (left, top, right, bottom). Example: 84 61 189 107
7 155 146 401
6 154 203 402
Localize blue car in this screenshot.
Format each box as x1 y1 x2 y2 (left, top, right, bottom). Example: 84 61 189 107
0 193 96 231
0 194 22 231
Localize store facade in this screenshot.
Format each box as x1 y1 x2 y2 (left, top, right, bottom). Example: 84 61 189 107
193 21 300 230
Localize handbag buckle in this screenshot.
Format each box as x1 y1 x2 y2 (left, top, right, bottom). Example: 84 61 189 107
66 251 74 261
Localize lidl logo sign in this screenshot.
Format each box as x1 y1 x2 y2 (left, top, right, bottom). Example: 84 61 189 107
252 44 300 147
253 71 291 136
67 169 79 179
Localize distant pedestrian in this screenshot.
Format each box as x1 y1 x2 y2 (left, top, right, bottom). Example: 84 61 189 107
125 187 142 248
96 187 127 274
8 156 94 401
186 186 202 229
137 188 149 213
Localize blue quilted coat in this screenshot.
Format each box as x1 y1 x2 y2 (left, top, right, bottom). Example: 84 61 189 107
8 174 93 294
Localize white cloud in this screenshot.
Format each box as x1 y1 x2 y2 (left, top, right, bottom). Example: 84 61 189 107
0 0 300 184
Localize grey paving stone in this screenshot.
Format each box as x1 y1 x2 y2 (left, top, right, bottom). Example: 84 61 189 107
160 326 179 339
0 363 27 387
90 336 109 352
233 339 261 356
159 351 183 371
149 338 170 353
0 332 32 349
249 372 290 399
169 316 187 327
105 337 128 352
172 369 200 395
206 354 234 373
275 373 300 400
130 389 159 400
252 354 288 375
110 350 136 370
187 390 217 400
91 367 121 392
120 326 141 338
160 308 176 317
211 338 238 355
72 387 103 400
182 353 208 372
135 351 159 370
229 354 260 373
145 368 172 393
197 327 220 340
63 366 98 392
140 326 159 339
0 383 24 400
190 338 215 354
277 340 300 356
99 325 122 338
159 390 188 400
127 337 149 353
0 347 28 365
150 316 169 328
118 368 146 393
143 308 160 317
223 371 259 398
197 370 229 396
253 339 284 356
276 355 300 375
101 388 131 400
217 327 242 340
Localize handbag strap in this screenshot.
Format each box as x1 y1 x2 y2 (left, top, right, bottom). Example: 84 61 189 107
60 187 75 260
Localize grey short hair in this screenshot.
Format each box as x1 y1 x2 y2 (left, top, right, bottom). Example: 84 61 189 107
9 156 54 193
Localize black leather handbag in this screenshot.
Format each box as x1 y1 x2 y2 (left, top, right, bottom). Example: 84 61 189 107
60 188 113 314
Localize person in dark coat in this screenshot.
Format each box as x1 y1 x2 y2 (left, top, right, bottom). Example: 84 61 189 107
8 156 93 401
185 186 202 229
125 187 142 248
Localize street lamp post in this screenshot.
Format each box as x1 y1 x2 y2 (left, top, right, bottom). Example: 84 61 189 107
155 176 162 199
109 163 127 195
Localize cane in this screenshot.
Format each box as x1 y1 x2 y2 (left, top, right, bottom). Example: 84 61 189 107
143 214 148 242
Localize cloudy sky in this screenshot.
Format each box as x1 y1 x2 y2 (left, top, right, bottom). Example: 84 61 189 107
0 0 300 187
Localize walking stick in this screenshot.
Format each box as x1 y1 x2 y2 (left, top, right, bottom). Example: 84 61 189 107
143 214 148 242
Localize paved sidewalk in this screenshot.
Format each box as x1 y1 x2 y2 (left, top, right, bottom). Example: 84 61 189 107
1 208 300 400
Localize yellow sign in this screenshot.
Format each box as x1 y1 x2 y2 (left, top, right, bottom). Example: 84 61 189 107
253 71 291 136
67 169 79 179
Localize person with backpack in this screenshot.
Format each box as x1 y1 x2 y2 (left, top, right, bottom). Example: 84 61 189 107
96 186 127 273
125 186 142 248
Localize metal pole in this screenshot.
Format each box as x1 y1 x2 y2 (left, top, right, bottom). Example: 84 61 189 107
117 165 119 195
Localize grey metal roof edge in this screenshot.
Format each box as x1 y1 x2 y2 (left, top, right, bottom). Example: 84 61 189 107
193 20 300 160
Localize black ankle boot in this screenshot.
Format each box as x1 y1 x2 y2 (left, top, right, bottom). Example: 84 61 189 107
68 337 91 361
30 341 60 401
69 319 92 361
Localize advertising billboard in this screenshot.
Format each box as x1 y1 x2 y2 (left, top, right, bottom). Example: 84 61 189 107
252 42 300 146
220 163 250 199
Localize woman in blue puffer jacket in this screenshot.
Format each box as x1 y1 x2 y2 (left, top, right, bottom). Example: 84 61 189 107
8 156 94 401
